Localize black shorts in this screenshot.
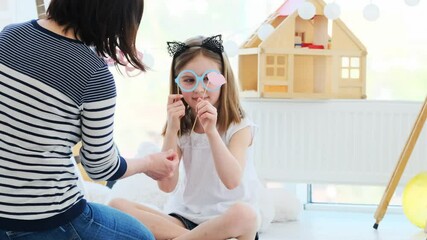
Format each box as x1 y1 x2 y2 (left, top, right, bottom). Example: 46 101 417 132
169 213 259 240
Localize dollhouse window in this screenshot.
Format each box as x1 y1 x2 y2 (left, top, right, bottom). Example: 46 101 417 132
265 54 287 78
341 57 360 80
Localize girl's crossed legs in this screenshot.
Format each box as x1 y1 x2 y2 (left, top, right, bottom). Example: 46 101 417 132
108 198 258 240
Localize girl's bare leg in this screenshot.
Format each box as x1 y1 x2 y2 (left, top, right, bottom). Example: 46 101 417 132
108 198 189 240
173 202 258 240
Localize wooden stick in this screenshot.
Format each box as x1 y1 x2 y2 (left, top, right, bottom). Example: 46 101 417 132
35 0 46 19
177 85 181 137
191 88 208 132
373 96 427 229
191 114 198 132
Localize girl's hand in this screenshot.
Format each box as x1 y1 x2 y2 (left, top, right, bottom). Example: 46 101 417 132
195 98 217 134
166 94 184 134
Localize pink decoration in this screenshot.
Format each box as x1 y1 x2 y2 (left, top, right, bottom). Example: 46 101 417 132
104 57 115 66
104 49 144 77
207 72 226 87
278 0 303 16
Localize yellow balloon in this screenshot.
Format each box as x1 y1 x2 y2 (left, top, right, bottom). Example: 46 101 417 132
402 172 427 229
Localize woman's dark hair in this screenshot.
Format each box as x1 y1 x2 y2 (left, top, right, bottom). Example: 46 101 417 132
47 0 146 71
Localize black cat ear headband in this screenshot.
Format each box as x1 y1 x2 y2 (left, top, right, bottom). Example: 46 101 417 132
167 34 224 58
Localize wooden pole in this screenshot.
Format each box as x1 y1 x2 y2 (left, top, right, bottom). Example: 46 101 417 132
35 0 47 19
373 96 427 229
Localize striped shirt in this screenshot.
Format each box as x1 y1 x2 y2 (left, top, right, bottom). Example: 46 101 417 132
0 20 127 231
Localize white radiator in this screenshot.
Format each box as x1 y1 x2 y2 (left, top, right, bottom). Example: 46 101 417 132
242 99 427 186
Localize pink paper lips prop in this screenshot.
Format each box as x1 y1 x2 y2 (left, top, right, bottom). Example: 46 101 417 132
207 72 226 87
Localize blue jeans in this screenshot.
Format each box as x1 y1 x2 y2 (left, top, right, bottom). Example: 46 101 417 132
0 202 154 240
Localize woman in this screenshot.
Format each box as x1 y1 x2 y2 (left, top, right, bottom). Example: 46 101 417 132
0 0 178 239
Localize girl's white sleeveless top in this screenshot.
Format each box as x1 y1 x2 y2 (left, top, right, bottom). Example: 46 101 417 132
164 118 262 224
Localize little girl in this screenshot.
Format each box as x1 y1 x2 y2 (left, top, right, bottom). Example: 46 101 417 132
109 35 261 240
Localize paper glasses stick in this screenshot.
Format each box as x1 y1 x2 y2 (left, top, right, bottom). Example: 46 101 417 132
191 72 226 132
177 85 181 137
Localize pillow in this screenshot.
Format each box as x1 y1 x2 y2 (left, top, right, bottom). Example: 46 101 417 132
84 181 112 204
258 185 275 232
268 188 303 222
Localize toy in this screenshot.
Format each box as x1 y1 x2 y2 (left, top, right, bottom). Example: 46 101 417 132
238 0 367 99
402 172 427 230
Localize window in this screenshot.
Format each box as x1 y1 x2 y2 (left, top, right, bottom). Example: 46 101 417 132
310 184 403 206
265 55 287 79
341 56 360 80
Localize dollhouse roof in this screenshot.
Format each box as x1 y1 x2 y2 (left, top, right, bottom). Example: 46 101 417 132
241 0 366 52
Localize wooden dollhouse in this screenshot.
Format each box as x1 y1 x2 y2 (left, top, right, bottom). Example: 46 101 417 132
238 0 367 99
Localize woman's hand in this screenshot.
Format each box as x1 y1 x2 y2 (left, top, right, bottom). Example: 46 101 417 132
142 149 179 180
195 98 217 134
121 149 179 180
166 94 185 134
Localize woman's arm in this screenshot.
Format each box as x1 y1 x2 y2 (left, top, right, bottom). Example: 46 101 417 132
80 67 179 182
79 68 125 181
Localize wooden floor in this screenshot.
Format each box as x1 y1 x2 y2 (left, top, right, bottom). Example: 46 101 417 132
259 209 425 240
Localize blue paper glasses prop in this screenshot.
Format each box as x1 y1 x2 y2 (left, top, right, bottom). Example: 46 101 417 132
175 69 224 92
174 69 226 132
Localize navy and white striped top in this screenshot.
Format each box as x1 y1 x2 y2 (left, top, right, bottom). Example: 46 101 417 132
0 20 127 231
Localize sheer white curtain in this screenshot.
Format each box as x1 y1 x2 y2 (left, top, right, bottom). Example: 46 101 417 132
0 0 37 30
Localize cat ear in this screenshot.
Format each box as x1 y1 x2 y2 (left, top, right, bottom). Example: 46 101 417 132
167 41 189 58
201 34 224 54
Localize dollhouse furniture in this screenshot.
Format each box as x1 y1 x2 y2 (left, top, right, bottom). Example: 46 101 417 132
238 0 367 99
